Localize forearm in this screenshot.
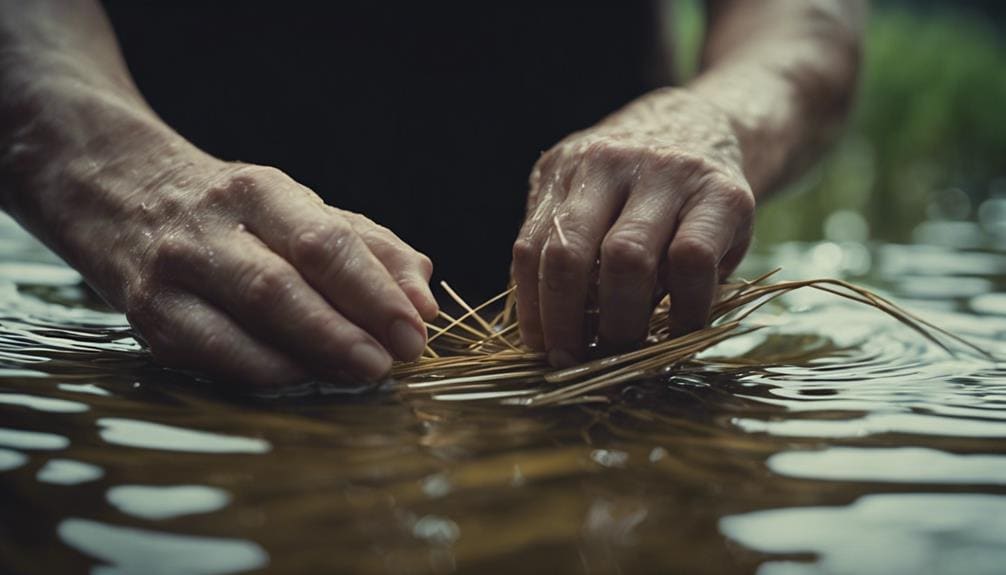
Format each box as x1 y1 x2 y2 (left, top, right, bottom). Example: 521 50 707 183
694 0 864 197
0 0 202 304
617 0 864 199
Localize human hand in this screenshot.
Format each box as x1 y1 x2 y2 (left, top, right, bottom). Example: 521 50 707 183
511 88 755 366
89 158 438 386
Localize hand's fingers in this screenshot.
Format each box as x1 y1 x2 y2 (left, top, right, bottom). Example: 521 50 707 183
538 168 626 366
597 174 686 350
237 170 427 361
156 232 394 380
341 210 438 321
525 150 568 209
663 185 754 335
718 231 752 281
512 186 562 351
126 289 308 387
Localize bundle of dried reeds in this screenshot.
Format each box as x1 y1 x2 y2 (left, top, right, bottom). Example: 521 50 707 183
391 270 991 407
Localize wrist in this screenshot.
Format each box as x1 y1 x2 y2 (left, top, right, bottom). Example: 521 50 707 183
602 86 748 182
0 74 215 306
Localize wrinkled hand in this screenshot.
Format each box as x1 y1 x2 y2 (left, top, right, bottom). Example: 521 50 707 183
512 88 755 366
116 161 438 385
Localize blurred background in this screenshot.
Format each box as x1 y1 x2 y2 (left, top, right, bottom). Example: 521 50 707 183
676 0 1006 251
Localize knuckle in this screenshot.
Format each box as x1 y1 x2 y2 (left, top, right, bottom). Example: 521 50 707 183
528 164 543 190
342 211 384 236
237 262 289 307
208 165 286 203
602 232 657 278
717 182 756 215
229 164 286 187
532 149 560 178
512 238 541 274
640 151 718 188
202 180 235 205
288 221 352 271
668 236 718 273
147 236 195 277
639 153 675 175
580 140 630 170
136 195 185 224
415 251 434 277
663 152 717 181
542 238 589 281
353 228 391 253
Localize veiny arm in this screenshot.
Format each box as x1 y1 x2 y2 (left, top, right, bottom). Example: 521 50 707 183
695 0 865 196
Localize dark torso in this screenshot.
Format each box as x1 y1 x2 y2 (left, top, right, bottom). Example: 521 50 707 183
104 2 659 298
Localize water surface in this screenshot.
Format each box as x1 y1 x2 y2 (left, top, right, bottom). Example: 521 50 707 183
0 215 1004 574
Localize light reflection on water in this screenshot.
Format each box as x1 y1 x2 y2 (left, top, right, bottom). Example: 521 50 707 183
720 494 1006 575
36 458 104 485
106 485 231 520
0 213 1005 574
58 518 268 575
96 418 271 454
765 447 1006 485
0 448 27 471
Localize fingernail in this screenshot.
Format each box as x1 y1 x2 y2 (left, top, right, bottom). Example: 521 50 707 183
388 319 426 361
548 348 576 368
349 341 392 380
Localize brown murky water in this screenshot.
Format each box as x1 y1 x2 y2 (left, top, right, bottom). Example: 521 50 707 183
0 214 1004 574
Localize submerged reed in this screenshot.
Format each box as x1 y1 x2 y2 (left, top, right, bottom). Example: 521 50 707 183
391 270 991 407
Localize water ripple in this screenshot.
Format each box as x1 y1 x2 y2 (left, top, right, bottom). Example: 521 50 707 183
58 518 268 575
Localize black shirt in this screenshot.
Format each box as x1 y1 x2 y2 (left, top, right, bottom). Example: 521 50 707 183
104 2 660 299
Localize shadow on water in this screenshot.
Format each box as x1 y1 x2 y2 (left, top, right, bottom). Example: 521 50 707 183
0 213 1005 574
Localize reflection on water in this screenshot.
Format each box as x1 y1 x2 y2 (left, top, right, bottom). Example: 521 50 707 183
36 458 104 485
58 382 112 396
733 412 1006 438
0 427 70 450
0 212 1004 573
58 518 268 575
767 447 1006 485
720 494 1006 575
0 448 26 471
96 418 271 454
0 392 88 413
106 485 231 520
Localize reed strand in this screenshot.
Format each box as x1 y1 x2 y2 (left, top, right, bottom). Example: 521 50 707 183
390 271 993 407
